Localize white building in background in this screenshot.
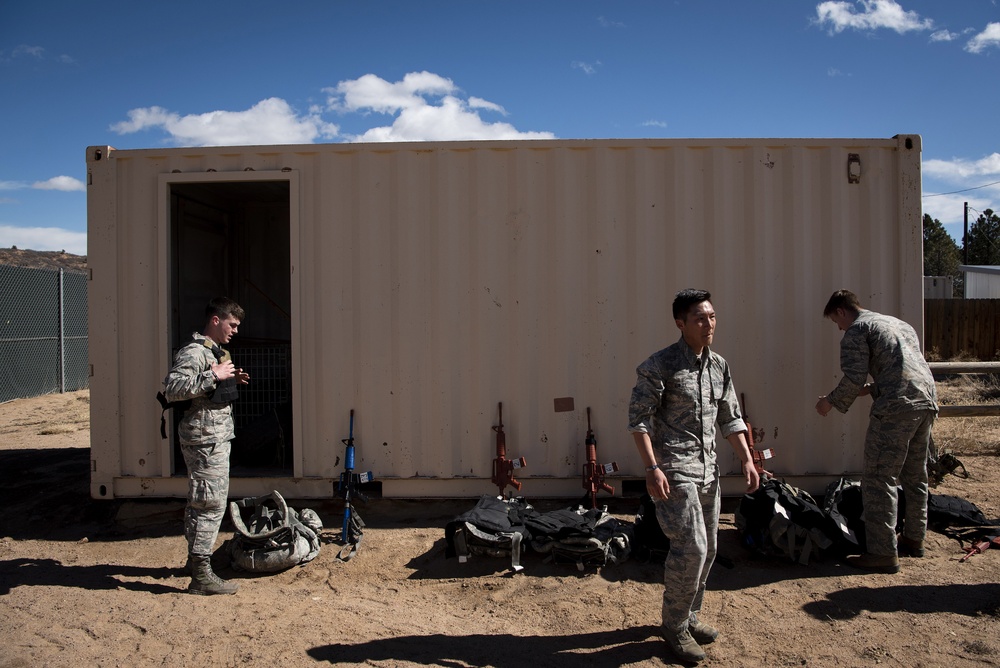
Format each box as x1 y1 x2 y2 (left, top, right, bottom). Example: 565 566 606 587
959 265 1000 298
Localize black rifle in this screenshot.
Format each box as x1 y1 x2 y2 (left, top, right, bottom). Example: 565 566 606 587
337 409 373 559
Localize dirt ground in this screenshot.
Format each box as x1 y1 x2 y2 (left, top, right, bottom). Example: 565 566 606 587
1 390 999 668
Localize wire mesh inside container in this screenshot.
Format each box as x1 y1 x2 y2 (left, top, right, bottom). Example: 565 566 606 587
229 343 293 471
231 344 291 429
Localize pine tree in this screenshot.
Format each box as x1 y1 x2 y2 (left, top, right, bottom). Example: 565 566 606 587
965 209 1000 265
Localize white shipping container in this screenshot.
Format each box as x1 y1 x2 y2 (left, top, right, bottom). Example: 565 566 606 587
86 136 924 500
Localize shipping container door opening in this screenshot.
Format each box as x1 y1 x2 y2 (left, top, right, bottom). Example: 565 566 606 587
169 180 293 476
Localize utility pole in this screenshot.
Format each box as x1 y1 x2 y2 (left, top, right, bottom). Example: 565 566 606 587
963 201 969 265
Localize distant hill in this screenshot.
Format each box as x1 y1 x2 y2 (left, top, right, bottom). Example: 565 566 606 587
0 247 88 273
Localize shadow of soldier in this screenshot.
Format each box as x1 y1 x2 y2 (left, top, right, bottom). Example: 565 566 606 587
307 626 666 667
0 558 181 595
802 583 1000 620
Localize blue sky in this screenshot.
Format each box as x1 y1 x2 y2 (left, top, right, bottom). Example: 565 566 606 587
2 0 998 257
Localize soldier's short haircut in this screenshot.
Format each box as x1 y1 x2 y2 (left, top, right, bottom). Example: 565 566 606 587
206 297 245 322
822 290 862 318
672 289 712 321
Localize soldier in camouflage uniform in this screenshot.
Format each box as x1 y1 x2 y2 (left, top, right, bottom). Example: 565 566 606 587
164 297 250 595
628 289 760 664
816 289 938 574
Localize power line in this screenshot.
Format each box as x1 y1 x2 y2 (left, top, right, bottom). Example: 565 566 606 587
923 179 1000 198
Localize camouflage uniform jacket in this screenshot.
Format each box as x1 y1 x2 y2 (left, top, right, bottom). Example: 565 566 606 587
628 336 746 484
163 332 235 446
827 309 938 417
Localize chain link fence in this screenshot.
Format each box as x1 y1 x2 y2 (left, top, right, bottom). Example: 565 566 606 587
0 264 89 402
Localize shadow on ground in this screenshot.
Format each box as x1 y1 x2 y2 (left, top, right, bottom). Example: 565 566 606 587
0 447 183 542
308 626 667 667
802 582 1000 619
0 557 182 595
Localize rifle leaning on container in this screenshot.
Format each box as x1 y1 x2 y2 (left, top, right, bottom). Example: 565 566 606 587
336 409 373 561
740 393 775 477
582 407 618 509
491 402 526 497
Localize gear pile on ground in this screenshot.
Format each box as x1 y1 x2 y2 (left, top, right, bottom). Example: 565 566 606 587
226 490 323 573
736 475 1000 564
444 495 632 572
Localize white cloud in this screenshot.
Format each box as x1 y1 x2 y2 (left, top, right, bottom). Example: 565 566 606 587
922 154 1000 237
469 97 507 115
930 29 959 42
572 60 601 75
111 106 174 133
33 176 85 192
642 120 668 128
815 0 933 34
324 72 555 142
111 98 339 147
923 153 1000 181
12 44 45 58
966 22 1000 54
326 71 457 114
111 72 553 147
1 44 75 66
922 191 997 239
0 224 87 255
598 16 625 29
0 177 85 192
346 95 555 143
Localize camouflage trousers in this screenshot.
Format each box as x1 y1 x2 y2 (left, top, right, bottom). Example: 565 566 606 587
180 441 232 558
862 410 936 556
655 474 721 633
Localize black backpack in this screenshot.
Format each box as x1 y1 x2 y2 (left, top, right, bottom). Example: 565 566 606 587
928 493 1000 542
156 391 191 439
822 478 867 554
737 478 841 564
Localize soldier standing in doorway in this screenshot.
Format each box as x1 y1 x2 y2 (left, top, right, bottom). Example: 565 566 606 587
163 297 250 595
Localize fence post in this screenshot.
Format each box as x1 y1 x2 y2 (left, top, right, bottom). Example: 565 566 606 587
58 267 65 393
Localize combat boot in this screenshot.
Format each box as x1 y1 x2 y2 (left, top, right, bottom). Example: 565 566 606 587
663 627 706 663
188 555 239 595
845 553 900 574
688 617 719 644
898 535 925 558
